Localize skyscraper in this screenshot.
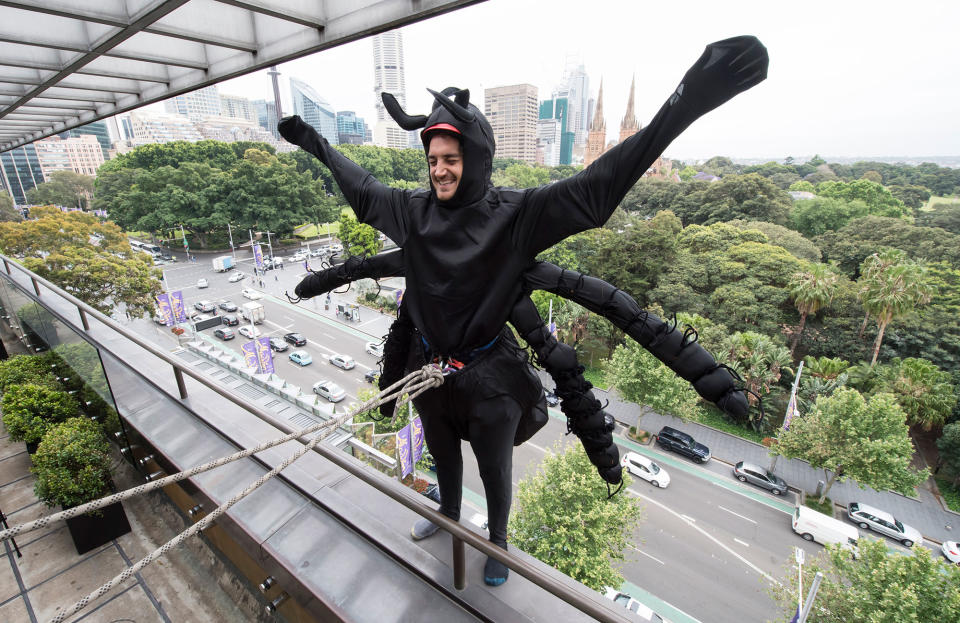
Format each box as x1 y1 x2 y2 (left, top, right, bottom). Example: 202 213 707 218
220 94 259 124
35 135 104 177
253 100 279 139
62 121 111 160
164 85 222 121
336 111 367 145
485 84 539 164
371 31 414 149
538 97 574 165
556 60 590 147
0 144 45 204
290 77 339 145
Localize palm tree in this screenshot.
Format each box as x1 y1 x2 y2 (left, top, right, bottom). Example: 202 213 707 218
788 263 839 356
857 251 935 366
720 331 793 405
857 249 905 337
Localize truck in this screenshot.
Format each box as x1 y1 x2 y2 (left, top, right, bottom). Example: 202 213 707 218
212 255 234 272
240 301 265 324
792 505 859 552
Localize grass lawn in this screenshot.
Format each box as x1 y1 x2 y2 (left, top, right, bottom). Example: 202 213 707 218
935 476 960 512
695 404 766 444
803 495 834 515
920 195 960 211
582 366 609 391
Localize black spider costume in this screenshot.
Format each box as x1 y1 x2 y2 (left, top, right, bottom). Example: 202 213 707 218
279 36 768 585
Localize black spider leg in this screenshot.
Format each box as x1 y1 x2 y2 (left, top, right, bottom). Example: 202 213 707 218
284 291 302 304
606 479 625 500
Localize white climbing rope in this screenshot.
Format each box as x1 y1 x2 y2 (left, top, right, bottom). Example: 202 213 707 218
3 364 443 623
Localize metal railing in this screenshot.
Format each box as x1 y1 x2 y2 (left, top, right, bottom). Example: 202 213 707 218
0 254 633 623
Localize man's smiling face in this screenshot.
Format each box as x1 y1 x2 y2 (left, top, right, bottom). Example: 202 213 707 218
427 133 463 202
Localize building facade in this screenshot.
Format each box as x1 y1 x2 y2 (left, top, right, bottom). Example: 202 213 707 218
164 85 222 121
128 111 204 144
484 84 539 164
61 121 111 160
336 111 367 145
34 135 105 178
538 97 574 165
0 144 44 204
371 31 413 149
220 94 259 124
290 77 339 145
253 99 279 139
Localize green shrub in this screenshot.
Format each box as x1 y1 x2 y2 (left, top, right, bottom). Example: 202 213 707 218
1 383 79 443
0 354 59 394
32 417 111 508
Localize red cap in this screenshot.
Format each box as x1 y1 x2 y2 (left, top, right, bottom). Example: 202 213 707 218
421 122 461 139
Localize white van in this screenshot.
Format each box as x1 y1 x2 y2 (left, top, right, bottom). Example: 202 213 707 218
792 505 859 551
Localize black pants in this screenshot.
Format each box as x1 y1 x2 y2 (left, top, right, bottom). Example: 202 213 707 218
410 328 543 546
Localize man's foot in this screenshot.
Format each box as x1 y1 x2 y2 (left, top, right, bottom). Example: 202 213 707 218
411 518 440 541
484 543 509 586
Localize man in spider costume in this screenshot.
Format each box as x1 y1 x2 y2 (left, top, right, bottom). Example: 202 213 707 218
279 35 768 586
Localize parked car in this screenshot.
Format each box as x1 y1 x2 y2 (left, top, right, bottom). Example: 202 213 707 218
213 328 235 341
847 502 923 547
312 379 346 402
733 461 788 495
603 588 664 622
364 369 379 383
241 288 263 300
197 278 209 289
218 300 237 312
792 505 860 551
621 452 670 488
283 332 307 346
941 540 960 565
238 325 261 339
365 341 384 357
221 314 238 326
330 354 355 370
194 300 216 313
228 271 245 283
268 337 288 352
655 426 711 463
289 350 312 366
544 390 560 407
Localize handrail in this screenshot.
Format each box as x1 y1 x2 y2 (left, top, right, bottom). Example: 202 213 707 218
0 254 633 623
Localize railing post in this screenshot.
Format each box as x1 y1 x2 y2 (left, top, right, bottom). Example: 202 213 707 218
452 535 466 590
174 367 187 399
31 277 40 296
78 308 90 331
2 259 9 275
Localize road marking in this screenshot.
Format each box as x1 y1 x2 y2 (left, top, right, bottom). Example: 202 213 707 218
628 544 665 565
734 538 750 547
322 332 335 340
626 489 777 584
680 514 696 523
718 505 757 524
526 442 548 453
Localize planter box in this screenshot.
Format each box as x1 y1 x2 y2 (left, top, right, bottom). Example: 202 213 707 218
26 441 39 455
64 501 132 555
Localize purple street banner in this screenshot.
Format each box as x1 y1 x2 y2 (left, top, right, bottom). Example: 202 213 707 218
240 340 259 371
395 288 403 306
155 293 174 326
253 243 264 271
396 424 413 478
411 416 425 464
255 336 274 374
169 290 187 322
783 393 800 430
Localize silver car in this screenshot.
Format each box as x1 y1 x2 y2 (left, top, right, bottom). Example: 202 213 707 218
312 380 346 402
847 501 922 547
733 461 788 495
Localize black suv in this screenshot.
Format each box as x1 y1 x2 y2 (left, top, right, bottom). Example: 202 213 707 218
656 426 711 463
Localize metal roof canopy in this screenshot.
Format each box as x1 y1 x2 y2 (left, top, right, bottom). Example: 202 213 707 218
0 0 485 153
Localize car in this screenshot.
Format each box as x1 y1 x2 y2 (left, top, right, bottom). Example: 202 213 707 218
544 390 560 407
655 426 711 463
312 379 346 402
329 243 343 253
603 588 664 622
228 271 245 283
241 288 263 300
847 501 923 547
283 332 307 346
329 354 355 370
194 300 216 313
733 460 788 495
365 341 384 357
268 337 288 352
289 350 312 366
152 312 166 325
238 325 261 339
197 278 209 288
309 249 323 257
213 328 235 341
621 452 670 488
364 369 379 383
218 300 237 312
941 541 960 565
221 314 238 326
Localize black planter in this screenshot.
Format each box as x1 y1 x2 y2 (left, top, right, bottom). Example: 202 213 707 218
64 501 132 555
25 440 39 455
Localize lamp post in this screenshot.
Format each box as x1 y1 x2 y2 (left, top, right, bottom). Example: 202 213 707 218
227 222 236 258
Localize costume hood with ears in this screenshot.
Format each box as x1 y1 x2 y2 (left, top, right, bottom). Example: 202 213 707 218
382 87 495 206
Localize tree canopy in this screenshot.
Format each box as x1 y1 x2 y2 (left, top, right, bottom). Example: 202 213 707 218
25 170 94 210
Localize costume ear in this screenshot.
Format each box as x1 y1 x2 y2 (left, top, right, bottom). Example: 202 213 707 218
381 92 427 130
454 89 470 108
427 88 475 122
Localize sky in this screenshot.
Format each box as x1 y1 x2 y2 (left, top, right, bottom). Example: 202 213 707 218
203 0 959 161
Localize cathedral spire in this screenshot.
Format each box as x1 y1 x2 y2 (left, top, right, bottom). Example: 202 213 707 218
584 78 606 167
589 78 605 131
619 74 639 144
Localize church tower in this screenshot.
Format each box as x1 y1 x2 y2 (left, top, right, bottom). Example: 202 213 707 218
619 75 640 144
584 79 606 167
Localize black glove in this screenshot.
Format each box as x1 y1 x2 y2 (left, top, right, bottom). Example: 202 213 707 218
277 115 320 147
674 35 768 118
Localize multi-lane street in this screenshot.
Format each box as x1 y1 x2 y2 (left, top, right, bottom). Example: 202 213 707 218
138 249 831 623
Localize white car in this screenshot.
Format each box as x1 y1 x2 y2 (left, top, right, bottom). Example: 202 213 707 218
365 341 384 357
196 278 209 288
241 288 263 300
603 588 664 622
942 541 960 565
238 325 261 338
313 380 346 402
621 452 670 488
329 354 355 370
228 271 245 283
